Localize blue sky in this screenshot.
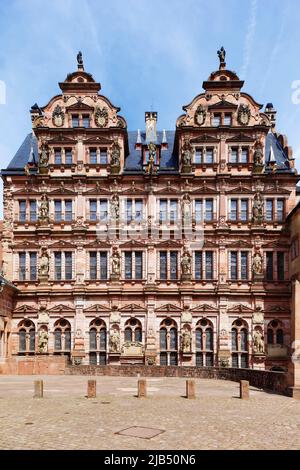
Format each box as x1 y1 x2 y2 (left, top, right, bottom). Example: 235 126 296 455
0 0 300 208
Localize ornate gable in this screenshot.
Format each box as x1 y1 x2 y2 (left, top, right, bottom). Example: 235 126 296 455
262 240 288 249
13 304 38 315
48 187 76 196
226 185 253 194
191 184 218 194
266 305 290 314
66 101 94 112
208 100 238 110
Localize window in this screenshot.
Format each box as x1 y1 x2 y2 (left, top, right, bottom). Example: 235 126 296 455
123 252 143 280
241 252 248 280
55 252 62 280
89 148 97 164
230 148 238 163
195 251 202 280
89 329 97 349
160 328 167 350
89 252 108 280
100 149 108 165
267 328 273 344
100 200 108 222
266 199 273 221
230 252 238 280
240 329 247 351
65 148 73 165
55 330 62 350
195 148 203 164
65 252 72 280
55 200 62 221
231 320 249 368
19 200 26 222
19 330 26 352
195 320 214 367
196 329 203 350
126 200 133 223
277 329 284 344
205 148 213 164
195 200 203 223
205 328 213 350
19 253 26 281
267 320 284 346
90 252 97 280
125 252 132 279
291 237 299 260
18 320 36 354
89 319 107 365
230 199 238 221
29 331 36 351
65 200 73 221
231 329 238 351
100 252 108 280
135 328 142 342
135 200 143 222
277 199 284 222
160 251 167 280
224 114 232 125
205 251 213 279
89 200 97 221
159 200 167 222
170 251 178 280
54 319 71 354
241 199 248 221
29 253 37 281
205 199 213 221
135 252 143 280
82 115 90 128
54 149 62 165
277 252 285 280
159 319 178 366
29 200 37 222
241 147 248 163
213 113 221 127
170 200 178 222
124 318 142 344
72 115 79 127
266 252 273 281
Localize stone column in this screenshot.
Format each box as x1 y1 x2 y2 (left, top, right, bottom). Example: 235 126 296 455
137 379 147 398
240 380 249 399
186 379 196 399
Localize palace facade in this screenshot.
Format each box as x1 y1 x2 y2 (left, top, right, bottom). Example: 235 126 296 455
1 51 299 380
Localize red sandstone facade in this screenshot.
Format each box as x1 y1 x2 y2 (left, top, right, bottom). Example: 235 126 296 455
0 51 299 379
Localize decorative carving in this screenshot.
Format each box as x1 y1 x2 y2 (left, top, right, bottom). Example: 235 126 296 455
181 139 192 173
237 104 251 125
252 251 263 276
39 248 49 279
253 141 264 173
111 247 121 278
182 306 192 323
145 142 157 175
182 193 191 222
181 249 191 276
38 194 49 224
95 106 109 128
110 194 120 220
110 329 120 352
182 329 191 353
253 329 265 354
252 191 264 225
110 140 120 174
38 142 49 173
38 328 49 353
52 105 65 127
194 105 206 126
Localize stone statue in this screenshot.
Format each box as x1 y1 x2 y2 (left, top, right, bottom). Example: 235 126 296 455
110 194 119 220
252 192 263 225
111 249 120 276
39 249 49 277
77 51 83 67
38 329 49 353
217 46 226 64
182 194 191 222
182 140 192 167
111 141 120 167
146 143 157 175
39 194 49 222
253 330 265 354
110 329 120 352
39 142 49 168
182 329 191 353
181 250 191 275
252 252 263 275
254 144 263 166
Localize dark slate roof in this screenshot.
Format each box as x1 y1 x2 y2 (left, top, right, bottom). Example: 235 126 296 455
3 133 38 174
125 130 177 173
265 132 293 173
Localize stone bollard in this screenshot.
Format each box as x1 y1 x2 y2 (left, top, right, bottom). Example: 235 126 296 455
240 380 250 399
137 379 147 398
186 379 196 399
87 380 97 398
33 380 43 398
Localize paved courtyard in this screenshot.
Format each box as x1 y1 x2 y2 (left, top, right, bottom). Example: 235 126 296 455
0 375 299 450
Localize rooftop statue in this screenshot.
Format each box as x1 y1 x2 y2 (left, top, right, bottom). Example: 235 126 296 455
217 46 226 64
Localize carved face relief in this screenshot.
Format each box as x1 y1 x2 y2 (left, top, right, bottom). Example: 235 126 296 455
237 104 251 125
95 107 109 128
194 105 206 126
52 105 65 127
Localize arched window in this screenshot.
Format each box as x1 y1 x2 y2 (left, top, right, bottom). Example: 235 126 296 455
267 328 273 344
195 319 214 367
159 318 178 366
124 318 143 343
89 318 107 365
53 319 71 355
276 329 284 345
18 320 36 355
231 319 249 369
267 320 284 347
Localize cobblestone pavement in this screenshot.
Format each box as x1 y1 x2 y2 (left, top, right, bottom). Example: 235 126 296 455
0 375 299 450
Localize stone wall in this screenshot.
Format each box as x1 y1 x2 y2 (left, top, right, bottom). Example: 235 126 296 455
0 356 68 375
65 365 289 395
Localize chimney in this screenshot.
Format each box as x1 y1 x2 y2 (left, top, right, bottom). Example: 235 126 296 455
145 111 157 143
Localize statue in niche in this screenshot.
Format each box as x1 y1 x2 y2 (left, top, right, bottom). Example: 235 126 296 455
39 193 49 222
253 330 265 354
252 252 263 275
182 139 192 167
110 329 120 352
146 142 157 175
111 248 121 276
253 142 264 167
38 329 49 353
39 142 49 169
110 194 119 220
181 250 191 275
111 141 120 167
182 329 191 353
39 248 49 277
182 193 191 222
252 192 264 225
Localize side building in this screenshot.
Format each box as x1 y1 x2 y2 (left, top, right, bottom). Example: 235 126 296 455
0 51 298 374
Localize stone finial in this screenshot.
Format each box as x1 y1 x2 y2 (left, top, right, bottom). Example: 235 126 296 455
136 129 142 144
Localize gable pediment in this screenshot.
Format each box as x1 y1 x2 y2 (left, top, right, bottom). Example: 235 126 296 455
83 185 111 195
14 240 40 249
13 188 39 195
227 304 253 314
119 240 146 249
190 304 218 313
262 240 288 249
226 186 253 194
48 240 76 249
48 134 77 145
47 304 75 313
119 303 147 313
229 239 253 248
154 186 180 195
266 305 290 313
84 240 111 249
226 133 254 143
190 134 219 144
83 304 111 314
156 239 182 249
66 101 94 112
122 187 146 196
208 100 238 110
264 185 291 195
203 239 218 248
83 136 113 145
48 187 76 196
191 184 218 194
13 304 38 314
155 303 183 313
